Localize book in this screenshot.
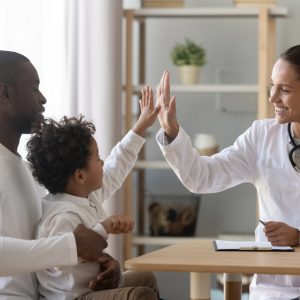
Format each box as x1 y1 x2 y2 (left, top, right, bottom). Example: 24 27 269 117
213 240 294 251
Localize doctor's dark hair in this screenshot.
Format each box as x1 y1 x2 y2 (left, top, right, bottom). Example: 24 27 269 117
26 115 96 194
0 50 29 84
280 45 300 79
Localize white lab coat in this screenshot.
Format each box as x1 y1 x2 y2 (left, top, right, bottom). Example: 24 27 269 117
157 119 300 300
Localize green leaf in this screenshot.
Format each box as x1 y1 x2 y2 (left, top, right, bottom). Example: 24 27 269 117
170 38 206 66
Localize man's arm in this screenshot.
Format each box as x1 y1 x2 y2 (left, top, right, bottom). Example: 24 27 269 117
74 224 107 261
0 224 107 276
0 233 77 276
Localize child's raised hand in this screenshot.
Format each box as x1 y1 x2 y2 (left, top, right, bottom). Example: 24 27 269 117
132 86 160 137
101 214 134 234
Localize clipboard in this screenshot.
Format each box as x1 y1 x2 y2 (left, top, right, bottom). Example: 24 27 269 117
213 240 294 252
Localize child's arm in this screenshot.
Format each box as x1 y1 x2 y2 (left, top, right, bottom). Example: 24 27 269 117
92 86 159 202
132 86 160 137
100 214 134 235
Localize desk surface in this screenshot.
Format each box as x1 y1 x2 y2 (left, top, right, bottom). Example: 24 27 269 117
125 239 300 275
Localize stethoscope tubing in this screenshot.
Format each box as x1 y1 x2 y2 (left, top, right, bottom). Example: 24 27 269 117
288 122 300 170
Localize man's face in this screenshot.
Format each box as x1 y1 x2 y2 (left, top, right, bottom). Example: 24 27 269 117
8 61 46 133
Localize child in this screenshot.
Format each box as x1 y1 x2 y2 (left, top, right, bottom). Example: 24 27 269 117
26 87 159 300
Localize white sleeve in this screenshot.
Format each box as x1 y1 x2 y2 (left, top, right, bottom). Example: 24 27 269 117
93 130 145 204
0 233 77 276
91 223 108 240
156 125 256 194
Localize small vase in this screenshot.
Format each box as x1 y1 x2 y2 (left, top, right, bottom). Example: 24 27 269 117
178 65 201 85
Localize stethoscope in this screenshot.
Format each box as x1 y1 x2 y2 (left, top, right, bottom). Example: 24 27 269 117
288 122 300 171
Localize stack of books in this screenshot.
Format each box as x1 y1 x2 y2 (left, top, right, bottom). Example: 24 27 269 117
143 0 184 8
234 0 276 7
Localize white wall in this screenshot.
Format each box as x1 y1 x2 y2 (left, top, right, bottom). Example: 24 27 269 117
124 0 300 299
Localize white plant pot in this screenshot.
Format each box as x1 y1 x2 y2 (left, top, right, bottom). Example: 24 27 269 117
178 65 201 85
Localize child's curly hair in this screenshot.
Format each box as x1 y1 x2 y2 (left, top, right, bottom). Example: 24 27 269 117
27 115 96 194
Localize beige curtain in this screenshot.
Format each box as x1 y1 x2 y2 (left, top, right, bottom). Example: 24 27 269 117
65 0 124 262
0 0 124 262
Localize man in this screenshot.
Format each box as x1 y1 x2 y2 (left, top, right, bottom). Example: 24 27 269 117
0 50 121 299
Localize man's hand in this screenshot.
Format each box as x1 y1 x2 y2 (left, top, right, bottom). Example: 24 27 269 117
101 214 134 234
156 70 179 141
89 253 121 291
264 221 299 246
73 224 108 262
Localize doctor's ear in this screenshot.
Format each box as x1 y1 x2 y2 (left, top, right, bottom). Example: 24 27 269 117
0 83 9 102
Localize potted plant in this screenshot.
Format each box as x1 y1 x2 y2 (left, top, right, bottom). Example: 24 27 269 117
170 38 206 84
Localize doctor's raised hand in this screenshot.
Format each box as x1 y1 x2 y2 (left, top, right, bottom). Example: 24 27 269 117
156 71 179 142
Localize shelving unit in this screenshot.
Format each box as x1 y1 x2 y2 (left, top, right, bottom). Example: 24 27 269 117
123 6 288 260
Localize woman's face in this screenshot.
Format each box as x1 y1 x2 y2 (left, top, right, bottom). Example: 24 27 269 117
269 58 300 124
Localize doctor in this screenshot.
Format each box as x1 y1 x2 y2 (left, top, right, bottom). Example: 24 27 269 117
156 45 300 300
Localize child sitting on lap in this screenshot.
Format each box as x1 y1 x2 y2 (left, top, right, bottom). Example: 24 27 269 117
26 87 160 300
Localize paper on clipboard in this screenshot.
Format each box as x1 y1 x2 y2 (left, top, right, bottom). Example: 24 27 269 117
213 240 294 251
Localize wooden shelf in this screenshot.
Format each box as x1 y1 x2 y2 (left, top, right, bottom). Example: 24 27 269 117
126 7 288 18
135 160 169 170
123 5 288 260
131 84 258 94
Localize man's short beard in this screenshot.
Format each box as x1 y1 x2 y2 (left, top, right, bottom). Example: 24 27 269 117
30 115 44 133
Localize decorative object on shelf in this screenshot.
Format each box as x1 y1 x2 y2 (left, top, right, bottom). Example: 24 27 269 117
147 194 201 236
142 0 184 8
194 133 219 156
170 38 206 84
234 0 276 7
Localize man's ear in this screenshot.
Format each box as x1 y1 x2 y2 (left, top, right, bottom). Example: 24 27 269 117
0 82 9 103
73 168 87 185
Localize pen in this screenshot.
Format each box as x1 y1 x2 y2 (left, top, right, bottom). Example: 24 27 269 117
259 219 266 226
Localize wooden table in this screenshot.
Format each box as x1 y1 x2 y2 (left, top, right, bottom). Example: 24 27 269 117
125 239 300 300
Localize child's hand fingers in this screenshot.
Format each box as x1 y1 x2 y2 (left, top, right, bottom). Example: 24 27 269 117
148 87 154 109
111 216 134 233
145 86 150 106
